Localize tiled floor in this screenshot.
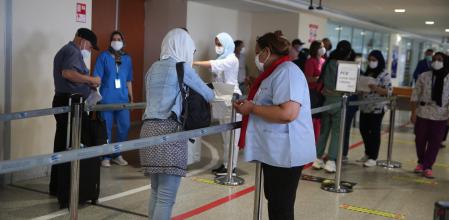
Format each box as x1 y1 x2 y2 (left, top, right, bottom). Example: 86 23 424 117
1 111 449 220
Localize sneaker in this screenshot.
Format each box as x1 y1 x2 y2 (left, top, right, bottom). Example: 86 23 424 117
423 169 435 179
363 159 377 167
324 160 336 173
342 156 349 164
312 159 325 169
212 164 226 174
414 164 424 173
215 168 237 176
112 156 128 166
101 159 111 167
357 155 369 163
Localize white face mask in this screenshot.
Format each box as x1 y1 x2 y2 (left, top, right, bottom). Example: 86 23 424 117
432 61 444 70
215 46 224 55
254 50 270 72
240 47 246 54
369 61 378 69
80 41 91 59
295 45 302 52
111 41 123 51
318 47 326 56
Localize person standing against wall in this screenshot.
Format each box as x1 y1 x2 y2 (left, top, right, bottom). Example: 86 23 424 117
357 50 392 167
413 49 434 83
93 31 133 167
234 40 248 96
235 32 316 220
312 40 353 173
50 28 101 195
411 52 449 179
194 32 241 176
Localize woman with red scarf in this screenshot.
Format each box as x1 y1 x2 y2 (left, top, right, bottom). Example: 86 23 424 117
233 32 316 220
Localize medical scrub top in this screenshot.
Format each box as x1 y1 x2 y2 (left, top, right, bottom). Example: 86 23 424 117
94 51 133 104
244 61 316 168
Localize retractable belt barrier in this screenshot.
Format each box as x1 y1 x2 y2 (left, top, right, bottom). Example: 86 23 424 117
0 96 399 220
0 97 393 175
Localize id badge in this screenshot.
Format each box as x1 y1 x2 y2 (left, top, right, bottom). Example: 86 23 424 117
115 79 121 89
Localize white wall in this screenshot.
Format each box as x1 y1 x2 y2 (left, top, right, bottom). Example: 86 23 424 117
297 12 327 47
9 0 92 180
187 1 253 80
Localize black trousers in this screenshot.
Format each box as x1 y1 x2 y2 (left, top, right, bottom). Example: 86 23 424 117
262 163 304 220
49 94 71 195
359 112 385 160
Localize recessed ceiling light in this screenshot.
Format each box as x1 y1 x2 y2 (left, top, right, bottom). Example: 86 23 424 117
394 9 406 13
335 27 342 31
425 21 435 25
446 29 449 33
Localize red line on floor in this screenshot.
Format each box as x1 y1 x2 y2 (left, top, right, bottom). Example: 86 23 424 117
172 122 410 220
171 186 255 220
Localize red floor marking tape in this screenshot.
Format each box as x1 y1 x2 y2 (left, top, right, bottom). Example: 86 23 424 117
172 123 408 219
171 186 255 220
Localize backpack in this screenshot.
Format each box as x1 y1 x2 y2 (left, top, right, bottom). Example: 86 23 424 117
176 62 212 130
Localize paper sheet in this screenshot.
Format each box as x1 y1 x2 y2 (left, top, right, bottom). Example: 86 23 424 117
211 82 235 119
86 89 102 106
357 76 377 92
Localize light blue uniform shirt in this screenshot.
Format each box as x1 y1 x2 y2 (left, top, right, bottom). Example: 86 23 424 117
143 58 214 121
93 51 133 104
244 62 316 168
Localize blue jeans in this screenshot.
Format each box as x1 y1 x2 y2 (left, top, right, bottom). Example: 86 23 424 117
148 174 181 220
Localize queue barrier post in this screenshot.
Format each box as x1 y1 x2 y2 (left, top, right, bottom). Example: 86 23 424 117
69 95 82 220
215 94 245 186
377 97 402 168
253 162 263 220
321 94 353 193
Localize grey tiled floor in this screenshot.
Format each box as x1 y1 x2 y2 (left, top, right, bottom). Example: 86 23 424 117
1 111 449 220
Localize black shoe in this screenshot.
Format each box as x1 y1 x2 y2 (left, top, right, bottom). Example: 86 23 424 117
212 164 226 174
215 168 237 176
441 144 446 148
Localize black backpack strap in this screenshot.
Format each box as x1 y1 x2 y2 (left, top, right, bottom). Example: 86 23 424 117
175 62 188 127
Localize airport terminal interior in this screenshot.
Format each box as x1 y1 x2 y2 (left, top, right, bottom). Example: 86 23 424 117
1 0 449 220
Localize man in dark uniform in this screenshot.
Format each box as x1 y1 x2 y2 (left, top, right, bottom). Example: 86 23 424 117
49 28 100 195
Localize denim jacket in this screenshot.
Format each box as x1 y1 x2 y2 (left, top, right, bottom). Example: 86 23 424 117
143 58 214 121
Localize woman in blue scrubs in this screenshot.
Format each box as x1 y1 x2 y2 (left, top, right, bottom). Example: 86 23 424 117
94 31 133 167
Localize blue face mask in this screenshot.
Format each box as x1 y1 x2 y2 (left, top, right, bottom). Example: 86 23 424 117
426 56 433 62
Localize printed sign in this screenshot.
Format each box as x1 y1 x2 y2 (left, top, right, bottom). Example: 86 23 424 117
308 24 319 43
76 3 87 23
335 61 359 93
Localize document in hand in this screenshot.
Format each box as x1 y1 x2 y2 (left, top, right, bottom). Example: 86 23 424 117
357 76 377 92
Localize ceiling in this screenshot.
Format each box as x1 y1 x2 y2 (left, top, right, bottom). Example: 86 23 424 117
190 0 449 42
291 0 449 39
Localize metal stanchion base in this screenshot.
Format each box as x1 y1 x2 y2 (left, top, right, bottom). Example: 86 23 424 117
320 179 353 193
377 160 402 168
215 176 245 186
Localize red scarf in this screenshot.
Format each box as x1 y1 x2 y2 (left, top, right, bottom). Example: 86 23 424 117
238 56 291 149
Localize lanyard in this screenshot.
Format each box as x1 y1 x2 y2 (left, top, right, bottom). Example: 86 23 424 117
115 63 120 79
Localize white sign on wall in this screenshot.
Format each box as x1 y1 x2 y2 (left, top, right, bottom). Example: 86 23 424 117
335 61 359 93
